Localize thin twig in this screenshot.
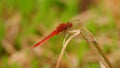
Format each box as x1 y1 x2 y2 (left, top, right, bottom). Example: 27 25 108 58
56 30 80 68
99 60 106 68
63 33 74 65
80 27 113 68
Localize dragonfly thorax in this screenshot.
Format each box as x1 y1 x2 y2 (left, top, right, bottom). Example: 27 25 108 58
56 22 72 33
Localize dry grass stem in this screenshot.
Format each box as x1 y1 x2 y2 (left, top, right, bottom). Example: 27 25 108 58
56 30 80 68
80 27 113 68
99 60 106 68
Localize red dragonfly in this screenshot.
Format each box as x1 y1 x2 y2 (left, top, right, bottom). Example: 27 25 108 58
32 22 73 48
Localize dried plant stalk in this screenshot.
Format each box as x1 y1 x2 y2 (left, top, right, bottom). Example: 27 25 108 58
56 30 80 68
80 27 113 68
99 60 106 68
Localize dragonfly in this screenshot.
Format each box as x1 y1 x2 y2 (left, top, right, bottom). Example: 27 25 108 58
32 19 113 68
32 22 73 48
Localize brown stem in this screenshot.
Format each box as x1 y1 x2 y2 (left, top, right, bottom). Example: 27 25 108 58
81 27 113 68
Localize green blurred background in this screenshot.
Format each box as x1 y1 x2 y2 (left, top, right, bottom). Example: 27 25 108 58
0 0 120 68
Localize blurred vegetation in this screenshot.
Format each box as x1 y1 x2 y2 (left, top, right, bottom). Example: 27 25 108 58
0 0 120 68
